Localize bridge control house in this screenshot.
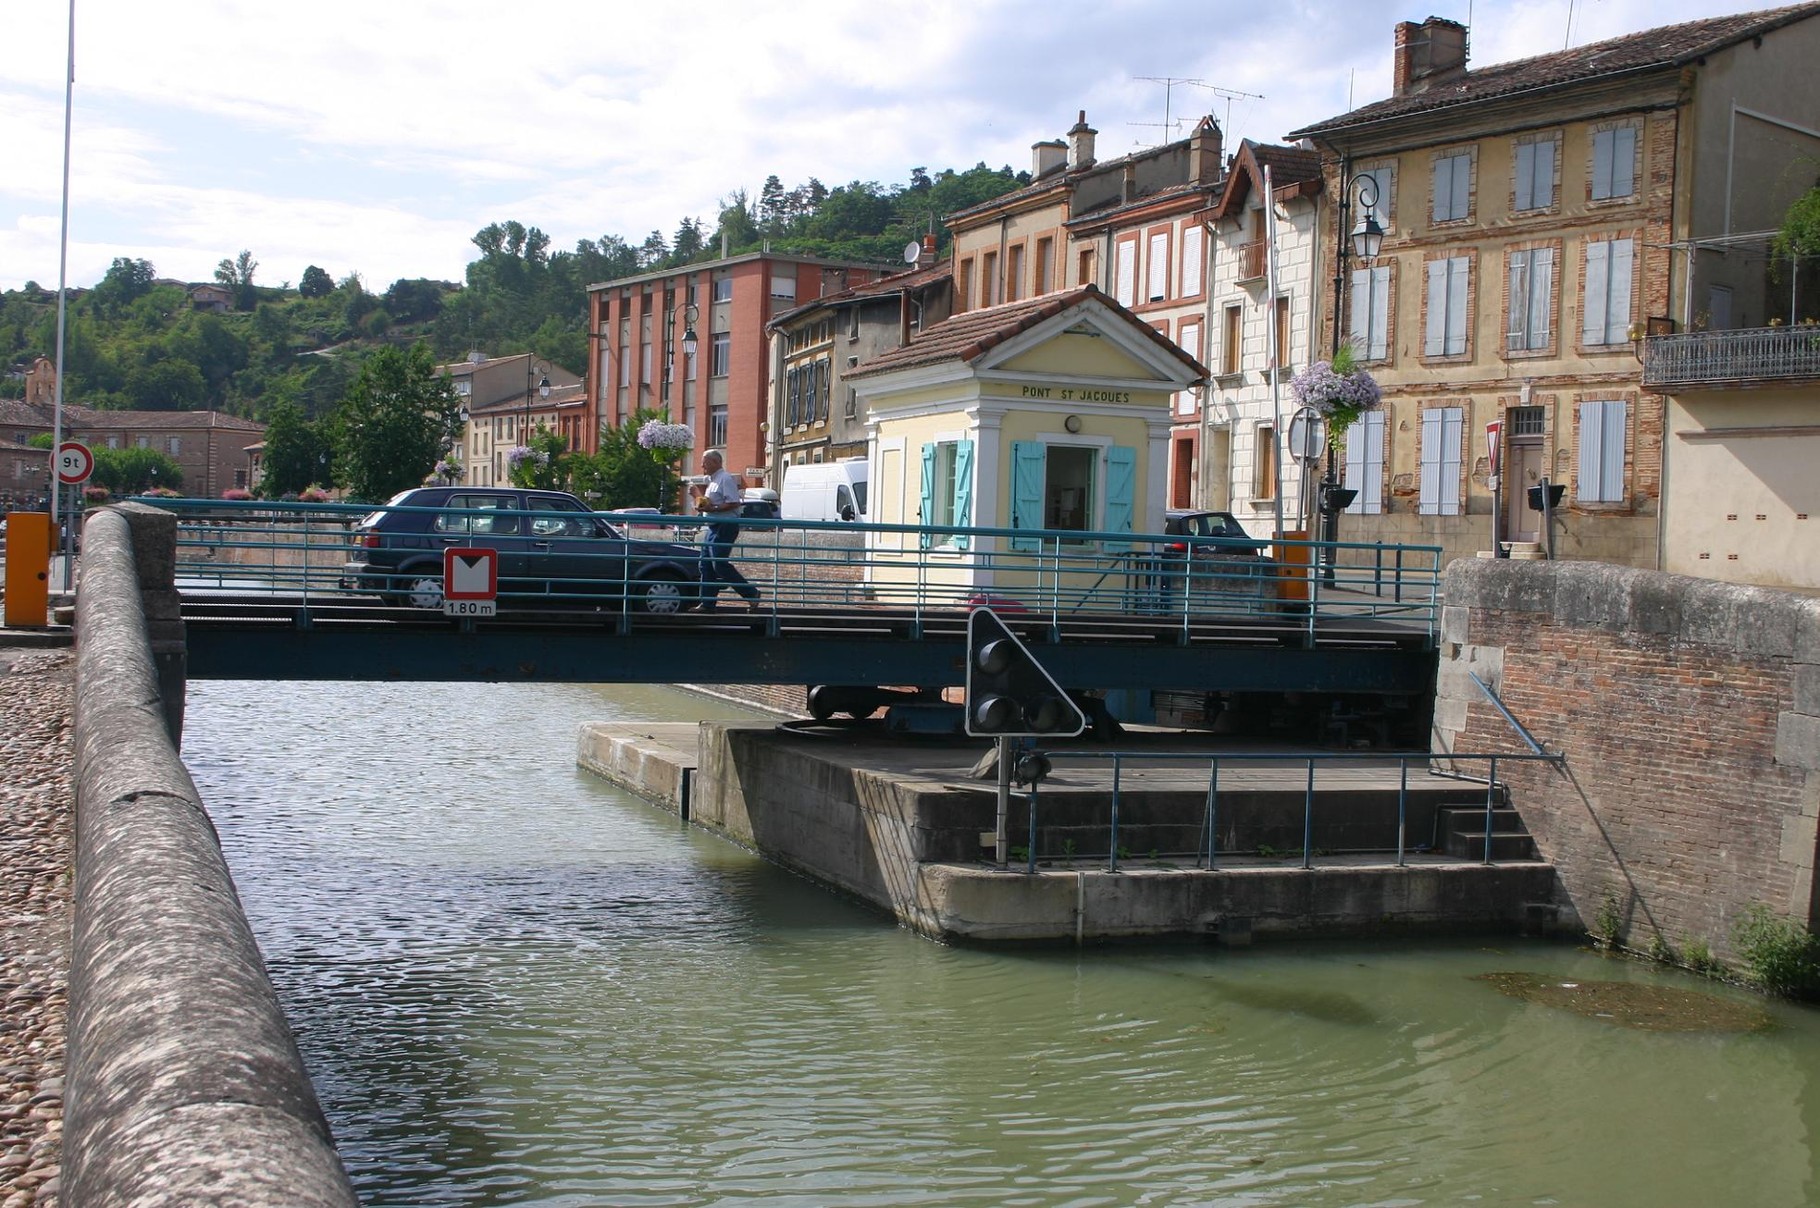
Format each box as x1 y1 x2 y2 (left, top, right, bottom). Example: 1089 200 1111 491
850 285 1212 607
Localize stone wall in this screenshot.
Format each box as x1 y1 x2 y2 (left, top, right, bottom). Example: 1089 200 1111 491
65 506 357 1206
1435 558 1820 961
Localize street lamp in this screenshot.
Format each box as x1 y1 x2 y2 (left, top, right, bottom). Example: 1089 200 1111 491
523 358 551 443
664 302 699 418
1322 169 1386 569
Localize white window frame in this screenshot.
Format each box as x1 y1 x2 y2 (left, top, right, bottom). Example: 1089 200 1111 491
710 331 731 377
1432 151 1471 223
1146 230 1170 302
1506 247 1554 352
1577 399 1628 503
1344 410 1386 514
1350 265 1390 361
1582 238 1634 346
1424 256 1471 357
1591 126 1637 201
1514 137 1558 212
1179 223 1203 298
1114 237 1138 307
712 276 733 303
1419 407 1464 516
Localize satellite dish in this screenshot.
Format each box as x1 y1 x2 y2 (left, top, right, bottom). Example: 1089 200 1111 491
903 241 922 265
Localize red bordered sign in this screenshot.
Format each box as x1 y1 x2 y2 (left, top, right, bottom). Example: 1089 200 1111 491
442 547 497 616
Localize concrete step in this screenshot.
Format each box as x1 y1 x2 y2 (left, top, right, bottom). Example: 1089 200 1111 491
1447 829 1539 861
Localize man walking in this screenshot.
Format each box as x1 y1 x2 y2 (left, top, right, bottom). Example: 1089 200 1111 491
689 449 760 612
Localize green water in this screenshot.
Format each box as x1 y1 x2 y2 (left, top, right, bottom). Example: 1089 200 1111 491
184 681 1820 1206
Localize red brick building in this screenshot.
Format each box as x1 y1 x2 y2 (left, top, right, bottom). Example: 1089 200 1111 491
587 253 888 484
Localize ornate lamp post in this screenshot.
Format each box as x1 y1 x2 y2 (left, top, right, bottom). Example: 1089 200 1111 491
1320 170 1387 570
664 302 699 419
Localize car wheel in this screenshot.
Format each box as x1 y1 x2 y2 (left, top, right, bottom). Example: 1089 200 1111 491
635 572 689 615
399 572 444 610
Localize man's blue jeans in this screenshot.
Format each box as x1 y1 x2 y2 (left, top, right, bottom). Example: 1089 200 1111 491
701 522 758 607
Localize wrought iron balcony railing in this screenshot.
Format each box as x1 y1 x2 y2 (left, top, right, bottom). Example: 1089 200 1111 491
1642 324 1820 389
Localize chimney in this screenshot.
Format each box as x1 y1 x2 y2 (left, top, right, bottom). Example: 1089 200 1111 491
1189 115 1223 186
1032 138 1067 177
1122 163 1137 204
917 233 937 270
1067 110 1097 169
1394 17 1469 96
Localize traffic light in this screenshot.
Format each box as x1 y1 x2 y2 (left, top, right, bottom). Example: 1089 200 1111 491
964 607 1087 738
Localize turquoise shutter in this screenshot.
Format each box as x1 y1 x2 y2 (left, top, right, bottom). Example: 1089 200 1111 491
952 440 975 551
918 443 936 549
1102 446 1136 550
1010 441 1045 552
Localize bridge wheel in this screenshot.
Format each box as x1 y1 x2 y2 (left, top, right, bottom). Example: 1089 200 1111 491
635 572 689 615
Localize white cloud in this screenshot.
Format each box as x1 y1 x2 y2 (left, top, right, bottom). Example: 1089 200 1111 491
0 0 1761 291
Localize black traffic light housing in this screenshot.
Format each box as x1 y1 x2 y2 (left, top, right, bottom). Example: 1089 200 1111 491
964 607 1087 738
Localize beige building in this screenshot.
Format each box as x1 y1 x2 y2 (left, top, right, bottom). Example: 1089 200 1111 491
947 113 1229 514
438 352 583 487
1290 4 1820 570
850 285 1206 605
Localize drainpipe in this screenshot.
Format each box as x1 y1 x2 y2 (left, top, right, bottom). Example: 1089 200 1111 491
1200 216 1218 509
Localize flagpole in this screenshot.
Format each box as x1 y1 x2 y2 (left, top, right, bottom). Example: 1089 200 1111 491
52 0 76 585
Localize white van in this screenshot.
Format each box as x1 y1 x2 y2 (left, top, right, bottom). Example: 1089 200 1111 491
781 460 868 522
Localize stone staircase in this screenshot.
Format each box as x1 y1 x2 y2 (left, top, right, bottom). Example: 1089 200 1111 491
1436 801 1539 861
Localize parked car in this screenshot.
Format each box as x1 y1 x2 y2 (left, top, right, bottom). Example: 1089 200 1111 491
1162 510 1269 554
739 488 780 521
1151 510 1280 617
342 487 704 613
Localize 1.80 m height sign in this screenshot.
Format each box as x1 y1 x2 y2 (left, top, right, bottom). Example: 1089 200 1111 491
55 440 94 485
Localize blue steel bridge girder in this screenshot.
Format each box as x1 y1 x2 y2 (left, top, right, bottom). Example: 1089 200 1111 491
184 625 1436 696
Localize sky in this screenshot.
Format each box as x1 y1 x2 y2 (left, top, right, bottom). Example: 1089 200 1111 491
0 0 1765 295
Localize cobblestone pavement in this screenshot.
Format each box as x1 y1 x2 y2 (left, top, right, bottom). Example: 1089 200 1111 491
0 649 70 1208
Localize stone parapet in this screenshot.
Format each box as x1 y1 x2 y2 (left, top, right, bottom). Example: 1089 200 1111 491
64 507 356 1207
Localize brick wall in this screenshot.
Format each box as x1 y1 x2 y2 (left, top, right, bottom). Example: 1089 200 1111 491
1435 558 1820 960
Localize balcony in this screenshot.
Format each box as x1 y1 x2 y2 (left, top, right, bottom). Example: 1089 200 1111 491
1643 324 1820 390
1234 239 1268 283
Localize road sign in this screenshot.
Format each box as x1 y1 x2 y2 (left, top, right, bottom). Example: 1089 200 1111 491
964 607 1086 738
1286 407 1325 462
55 441 93 485
1485 420 1502 476
443 547 498 617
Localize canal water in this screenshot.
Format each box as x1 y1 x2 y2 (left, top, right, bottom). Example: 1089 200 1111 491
184 681 1820 1207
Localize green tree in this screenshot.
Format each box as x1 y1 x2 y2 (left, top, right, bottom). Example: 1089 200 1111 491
91 257 156 317
332 342 461 501
570 410 669 509
507 426 570 490
92 446 182 495
298 265 335 298
258 397 332 497
124 358 206 410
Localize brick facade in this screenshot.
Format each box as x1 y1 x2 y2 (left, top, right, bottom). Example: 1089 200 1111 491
1435 558 1820 962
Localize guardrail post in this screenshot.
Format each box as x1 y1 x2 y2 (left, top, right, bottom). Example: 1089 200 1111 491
1203 758 1220 870
1108 756 1122 873
1482 757 1498 865
1302 758 1316 869
1397 758 1408 866
1026 779 1040 875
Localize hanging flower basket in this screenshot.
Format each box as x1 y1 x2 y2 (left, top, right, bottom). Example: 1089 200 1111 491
1290 345 1383 453
636 420 694 467
504 446 547 473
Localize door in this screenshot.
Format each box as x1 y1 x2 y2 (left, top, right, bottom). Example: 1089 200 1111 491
1505 441 1544 544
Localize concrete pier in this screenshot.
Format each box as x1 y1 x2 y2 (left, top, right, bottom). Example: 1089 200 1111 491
579 722 1559 945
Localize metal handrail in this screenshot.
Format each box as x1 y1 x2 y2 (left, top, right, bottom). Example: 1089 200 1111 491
1015 748 1567 874
137 496 1444 638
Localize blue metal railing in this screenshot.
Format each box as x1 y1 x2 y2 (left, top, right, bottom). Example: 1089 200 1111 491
130 497 1444 639
1013 748 1567 874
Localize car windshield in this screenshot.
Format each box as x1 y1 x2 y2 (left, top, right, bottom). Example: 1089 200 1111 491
1178 513 1249 540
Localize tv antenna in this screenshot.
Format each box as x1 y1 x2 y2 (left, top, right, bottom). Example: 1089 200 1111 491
1131 77 1265 145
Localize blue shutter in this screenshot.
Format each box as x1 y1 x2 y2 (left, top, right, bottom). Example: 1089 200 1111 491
1102 445 1136 551
1010 441 1046 552
1577 400 1628 502
1606 240 1633 346
918 443 936 549
1515 143 1536 211
951 440 974 551
1344 411 1384 514
1612 126 1636 198
1446 258 1470 354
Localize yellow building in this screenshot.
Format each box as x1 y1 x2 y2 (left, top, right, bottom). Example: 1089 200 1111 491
850 285 1206 607
1290 6 1820 571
